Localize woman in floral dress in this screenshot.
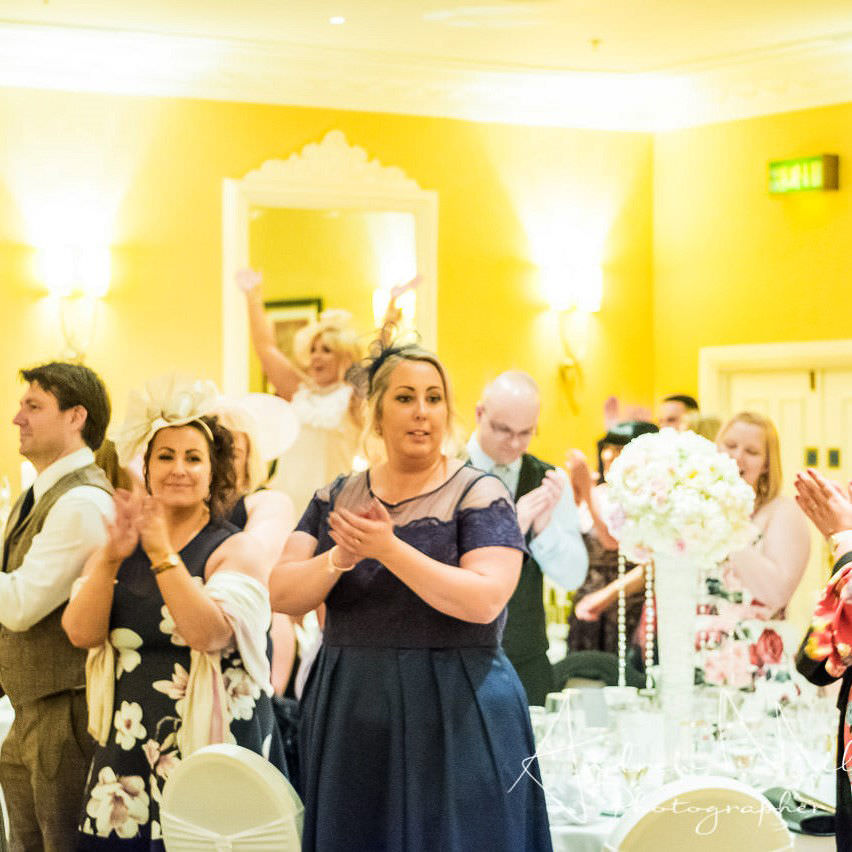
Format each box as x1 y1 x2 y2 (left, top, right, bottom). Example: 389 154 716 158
63 383 282 849
568 412 810 692
695 412 810 691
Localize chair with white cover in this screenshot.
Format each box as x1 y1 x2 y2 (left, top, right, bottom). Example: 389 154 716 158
604 775 793 851
160 743 303 851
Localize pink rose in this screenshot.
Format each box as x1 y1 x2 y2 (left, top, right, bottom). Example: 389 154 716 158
702 642 753 689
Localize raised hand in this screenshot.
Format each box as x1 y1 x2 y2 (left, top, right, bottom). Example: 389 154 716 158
389 274 422 303
328 498 397 564
104 489 142 565
603 395 620 429
236 267 263 293
795 468 852 537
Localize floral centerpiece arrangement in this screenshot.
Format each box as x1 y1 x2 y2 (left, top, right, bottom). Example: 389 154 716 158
604 428 757 769
606 428 755 564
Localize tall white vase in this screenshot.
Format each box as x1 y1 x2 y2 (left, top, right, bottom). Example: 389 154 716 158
653 552 699 770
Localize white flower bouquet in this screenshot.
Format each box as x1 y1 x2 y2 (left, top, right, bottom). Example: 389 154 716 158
606 428 755 564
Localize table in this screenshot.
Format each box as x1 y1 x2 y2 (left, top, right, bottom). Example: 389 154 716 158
551 817 834 851
536 687 839 851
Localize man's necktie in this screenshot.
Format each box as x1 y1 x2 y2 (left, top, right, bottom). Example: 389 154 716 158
3 486 35 569
15 487 35 531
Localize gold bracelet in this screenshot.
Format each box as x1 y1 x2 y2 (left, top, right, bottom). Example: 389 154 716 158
151 553 181 575
326 546 354 575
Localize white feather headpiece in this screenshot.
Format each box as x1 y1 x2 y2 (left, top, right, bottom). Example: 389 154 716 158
112 374 220 467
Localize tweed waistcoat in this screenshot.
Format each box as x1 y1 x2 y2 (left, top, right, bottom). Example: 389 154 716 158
0 463 112 706
500 453 553 664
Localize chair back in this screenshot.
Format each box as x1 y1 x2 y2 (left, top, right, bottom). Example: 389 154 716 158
161 743 303 850
604 775 792 851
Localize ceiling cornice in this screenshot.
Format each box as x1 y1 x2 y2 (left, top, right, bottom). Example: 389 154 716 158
0 21 850 131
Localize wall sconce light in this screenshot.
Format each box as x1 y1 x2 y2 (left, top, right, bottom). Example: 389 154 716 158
37 243 110 362
540 263 603 411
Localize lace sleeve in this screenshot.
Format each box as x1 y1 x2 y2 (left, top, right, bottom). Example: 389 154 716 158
294 477 342 538
456 474 527 557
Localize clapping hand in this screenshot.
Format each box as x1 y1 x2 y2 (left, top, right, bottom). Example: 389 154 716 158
795 468 852 537
236 267 263 293
566 449 595 506
328 498 398 564
138 495 175 565
104 489 142 567
516 469 564 536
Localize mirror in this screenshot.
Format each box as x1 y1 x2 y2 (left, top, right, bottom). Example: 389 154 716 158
221 131 438 395
247 206 418 392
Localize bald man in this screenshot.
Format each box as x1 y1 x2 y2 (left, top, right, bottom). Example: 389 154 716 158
467 371 588 705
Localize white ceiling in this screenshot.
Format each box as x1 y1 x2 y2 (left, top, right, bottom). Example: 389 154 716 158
2 0 852 129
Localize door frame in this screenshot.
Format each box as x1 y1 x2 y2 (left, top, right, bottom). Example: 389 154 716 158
699 339 852 417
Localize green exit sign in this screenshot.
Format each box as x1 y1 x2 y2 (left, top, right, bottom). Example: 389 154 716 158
769 154 839 194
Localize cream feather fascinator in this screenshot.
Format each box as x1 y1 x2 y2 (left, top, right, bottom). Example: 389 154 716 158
112 374 220 467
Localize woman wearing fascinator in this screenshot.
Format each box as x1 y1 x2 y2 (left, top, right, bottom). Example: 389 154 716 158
62 376 287 848
270 343 551 851
237 268 419 515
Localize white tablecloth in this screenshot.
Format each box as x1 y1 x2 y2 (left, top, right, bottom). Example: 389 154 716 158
549 771 836 851
551 817 834 851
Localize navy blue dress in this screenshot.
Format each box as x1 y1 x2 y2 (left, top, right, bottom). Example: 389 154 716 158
297 466 552 852
77 520 287 850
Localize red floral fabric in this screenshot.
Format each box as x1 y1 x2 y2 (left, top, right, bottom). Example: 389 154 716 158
802 562 852 779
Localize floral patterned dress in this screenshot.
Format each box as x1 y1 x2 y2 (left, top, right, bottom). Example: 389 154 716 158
77 521 286 850
695 559 797 698
796 549 852 849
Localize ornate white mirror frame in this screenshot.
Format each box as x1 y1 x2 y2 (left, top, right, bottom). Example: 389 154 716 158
221 130 439 395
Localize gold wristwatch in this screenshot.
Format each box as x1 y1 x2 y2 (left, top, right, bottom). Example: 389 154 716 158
150 552 181 575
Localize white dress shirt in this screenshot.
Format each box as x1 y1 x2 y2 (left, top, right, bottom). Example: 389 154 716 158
466 435 588 591
0 447 114 631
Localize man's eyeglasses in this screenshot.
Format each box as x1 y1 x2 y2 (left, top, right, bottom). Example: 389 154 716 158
484 416 536 442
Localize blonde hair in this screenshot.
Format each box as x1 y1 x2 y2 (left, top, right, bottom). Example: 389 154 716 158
696 416 721 442
366 345 456 449
717 411 782 511
292 311 362 378
211 405 267 493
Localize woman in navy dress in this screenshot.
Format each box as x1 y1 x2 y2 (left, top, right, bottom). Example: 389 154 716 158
63 396 284 849
270 344 551 852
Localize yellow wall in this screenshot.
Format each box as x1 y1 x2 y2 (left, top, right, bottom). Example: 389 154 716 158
0 87 655 491
653 102 852 405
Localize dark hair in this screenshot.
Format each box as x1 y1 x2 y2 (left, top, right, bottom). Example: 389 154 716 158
20 361 111 450
596 420 659 481
143 415 236 520
663 394 699 411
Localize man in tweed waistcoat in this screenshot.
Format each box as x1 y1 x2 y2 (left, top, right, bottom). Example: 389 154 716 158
466 371 588 706
0 363 113 851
